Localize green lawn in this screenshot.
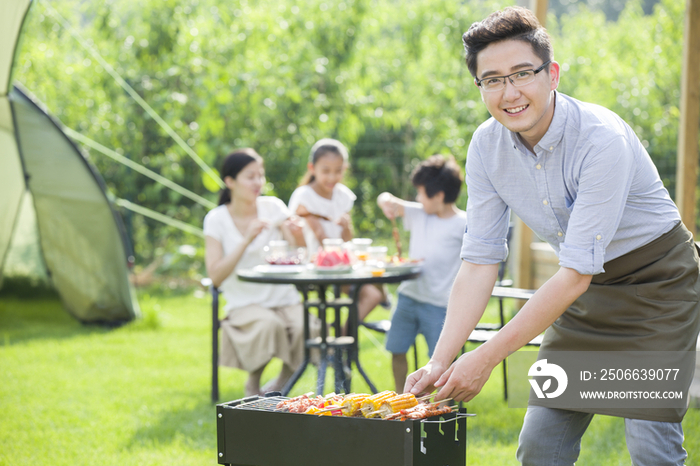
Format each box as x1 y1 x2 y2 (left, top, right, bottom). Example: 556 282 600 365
1 288 699 465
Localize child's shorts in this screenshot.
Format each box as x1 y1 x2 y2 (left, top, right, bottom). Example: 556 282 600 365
385 293 447 357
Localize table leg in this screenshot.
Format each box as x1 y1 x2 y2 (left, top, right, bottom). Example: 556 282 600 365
317 351 327 395
281 286 313 396
347 285 378 393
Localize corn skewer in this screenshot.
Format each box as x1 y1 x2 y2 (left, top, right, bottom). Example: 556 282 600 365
341 393 370 416
366 394 450 418
312 393 370 415
374 393 419 419
360 390 397 418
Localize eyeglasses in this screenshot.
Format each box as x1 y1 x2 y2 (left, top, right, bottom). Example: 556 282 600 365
475 60 552 92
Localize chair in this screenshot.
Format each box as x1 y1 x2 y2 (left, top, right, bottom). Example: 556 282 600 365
202 277 222 403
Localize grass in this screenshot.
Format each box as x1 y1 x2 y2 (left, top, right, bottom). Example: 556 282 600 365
1 288 700 465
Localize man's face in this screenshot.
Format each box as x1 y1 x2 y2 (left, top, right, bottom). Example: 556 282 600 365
475 39 560 149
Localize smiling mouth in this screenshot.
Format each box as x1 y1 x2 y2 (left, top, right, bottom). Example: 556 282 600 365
504 105 528 114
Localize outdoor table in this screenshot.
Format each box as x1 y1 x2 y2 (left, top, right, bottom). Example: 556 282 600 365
237 265 421 396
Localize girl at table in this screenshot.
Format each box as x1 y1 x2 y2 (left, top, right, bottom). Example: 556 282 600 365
288 138 387 324
204 148 306 397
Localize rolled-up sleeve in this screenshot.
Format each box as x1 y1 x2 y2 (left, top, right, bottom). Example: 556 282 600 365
460 134 510 264
558 136 635 275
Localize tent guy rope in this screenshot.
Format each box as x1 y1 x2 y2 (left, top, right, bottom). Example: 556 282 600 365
115 198 204 238
64 127 217 210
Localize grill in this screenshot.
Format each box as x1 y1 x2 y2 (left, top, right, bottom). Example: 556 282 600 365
216 393 472 466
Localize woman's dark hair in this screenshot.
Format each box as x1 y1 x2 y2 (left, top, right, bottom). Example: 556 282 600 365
462 6 552 79
411 154 463 204
299 138 349 186
217 148 263 205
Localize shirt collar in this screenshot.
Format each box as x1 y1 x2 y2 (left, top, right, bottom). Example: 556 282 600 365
534 90 566 153
508 91 567 155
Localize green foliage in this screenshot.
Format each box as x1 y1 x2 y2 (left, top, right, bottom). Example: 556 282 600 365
11 0 692 277
550 0 685 199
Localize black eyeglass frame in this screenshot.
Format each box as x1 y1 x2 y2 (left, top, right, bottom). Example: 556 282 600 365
475 60 552 91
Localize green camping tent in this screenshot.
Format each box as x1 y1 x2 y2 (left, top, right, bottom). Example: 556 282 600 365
1 0 139 323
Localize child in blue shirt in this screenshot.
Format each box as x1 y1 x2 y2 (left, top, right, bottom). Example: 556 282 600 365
377 154 467 391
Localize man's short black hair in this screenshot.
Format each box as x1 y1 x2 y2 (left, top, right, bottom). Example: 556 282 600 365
462 6 552 79
411 154 463 204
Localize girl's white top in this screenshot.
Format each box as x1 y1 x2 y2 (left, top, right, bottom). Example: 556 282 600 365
288 183 356 252
203 197 300 311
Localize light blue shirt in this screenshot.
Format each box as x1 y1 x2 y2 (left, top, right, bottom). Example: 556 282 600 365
460 92 680 275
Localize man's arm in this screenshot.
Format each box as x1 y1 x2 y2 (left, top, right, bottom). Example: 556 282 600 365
405 260 500 395
430 266 592 402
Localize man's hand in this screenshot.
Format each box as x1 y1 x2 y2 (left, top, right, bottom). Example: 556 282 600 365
432 346 498 402
404 360 448 396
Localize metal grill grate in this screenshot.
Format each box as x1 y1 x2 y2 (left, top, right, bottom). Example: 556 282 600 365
230 396 288 412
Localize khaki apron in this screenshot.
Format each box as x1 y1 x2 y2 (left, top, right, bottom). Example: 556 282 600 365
533 221 700 422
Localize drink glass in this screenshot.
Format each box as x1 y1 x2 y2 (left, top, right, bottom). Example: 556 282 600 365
351 238 373 262
367 246 388 266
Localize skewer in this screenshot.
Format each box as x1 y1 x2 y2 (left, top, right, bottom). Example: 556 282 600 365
391 217 402 258
274 391 315 411
433 397 453 404
314 406 343 414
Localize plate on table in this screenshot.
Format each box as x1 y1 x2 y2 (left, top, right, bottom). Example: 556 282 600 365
313 265 354 274
383 259 423 271
253 264 307 274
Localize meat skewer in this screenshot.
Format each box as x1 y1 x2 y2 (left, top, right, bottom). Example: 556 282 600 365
385 402 455 421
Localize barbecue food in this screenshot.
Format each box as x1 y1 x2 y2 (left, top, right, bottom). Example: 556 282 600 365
276 393 326 413
360 390 397 418
275 391 455 422
385 402 454 421
340 393 370 416
276 392 346 413
376 393 419 419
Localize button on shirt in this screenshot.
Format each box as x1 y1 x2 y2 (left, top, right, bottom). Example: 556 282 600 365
461 92 680 275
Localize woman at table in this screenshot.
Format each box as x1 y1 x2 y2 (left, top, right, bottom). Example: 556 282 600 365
204 148 306 397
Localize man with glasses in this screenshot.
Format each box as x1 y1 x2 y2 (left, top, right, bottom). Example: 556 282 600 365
406 6 700 465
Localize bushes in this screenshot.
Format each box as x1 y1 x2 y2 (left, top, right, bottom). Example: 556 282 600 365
13 0 689 279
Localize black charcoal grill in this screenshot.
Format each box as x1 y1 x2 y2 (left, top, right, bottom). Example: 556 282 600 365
216 393 472 466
